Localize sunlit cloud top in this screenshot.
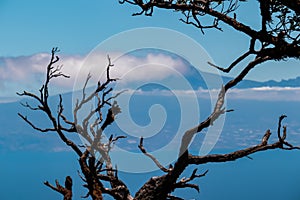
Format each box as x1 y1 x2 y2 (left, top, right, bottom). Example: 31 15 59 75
0 51 190 98
1 51 299 103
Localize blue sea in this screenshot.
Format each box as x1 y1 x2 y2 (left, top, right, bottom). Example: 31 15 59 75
1 150 300 200
1 95 300 199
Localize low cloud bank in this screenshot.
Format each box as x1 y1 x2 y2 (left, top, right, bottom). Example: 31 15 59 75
1 52 299 102
0 52 188 98
120 87 300 101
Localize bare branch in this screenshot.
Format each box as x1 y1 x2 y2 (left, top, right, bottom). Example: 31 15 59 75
18 113 55 133
20 102 44 111
138 137 170 173
208 50 252 73
44 176 72 200
277 114 287 143
172 169 208 192
107 135 127 152
19 1 300 197
188 122 300 165
180 56 266 155
16 91 43 105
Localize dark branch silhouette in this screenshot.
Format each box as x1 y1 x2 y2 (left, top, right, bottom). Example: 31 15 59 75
44 176 73 200
18 1 300 199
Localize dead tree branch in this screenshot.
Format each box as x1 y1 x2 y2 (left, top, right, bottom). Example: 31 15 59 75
138 137 171 173
20 1 300 199
44 176 73 200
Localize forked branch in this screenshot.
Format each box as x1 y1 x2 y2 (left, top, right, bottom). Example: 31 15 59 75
44 176 73 200
188 116 300 165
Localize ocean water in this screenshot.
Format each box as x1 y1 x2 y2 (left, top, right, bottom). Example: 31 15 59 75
1 96 300 199
1 150 300 200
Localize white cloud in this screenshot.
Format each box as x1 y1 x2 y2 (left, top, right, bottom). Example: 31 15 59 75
117 87 300 102
227 87 300 101
0 51 189 98
112 53 187 83
1 51 299 102
0 97 20 103
127 139 138 144
0 53 79 97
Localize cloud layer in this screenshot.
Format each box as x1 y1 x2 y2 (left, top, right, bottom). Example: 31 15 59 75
0 51 188 98
120 87 300 102
1 52 299 102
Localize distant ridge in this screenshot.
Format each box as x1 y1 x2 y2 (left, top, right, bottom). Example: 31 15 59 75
138 62 300 91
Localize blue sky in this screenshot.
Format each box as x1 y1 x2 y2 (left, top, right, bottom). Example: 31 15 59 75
0 0 299 99
1 2 300 199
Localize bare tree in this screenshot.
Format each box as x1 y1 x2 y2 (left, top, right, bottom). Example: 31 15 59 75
18 1 300 200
